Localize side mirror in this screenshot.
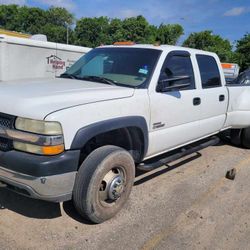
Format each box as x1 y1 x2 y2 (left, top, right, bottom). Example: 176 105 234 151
157 75 191 92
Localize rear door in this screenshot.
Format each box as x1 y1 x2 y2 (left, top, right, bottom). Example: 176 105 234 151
196 54 228 135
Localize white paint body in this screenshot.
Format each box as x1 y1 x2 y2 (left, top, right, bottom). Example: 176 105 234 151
0 44 250 160
0 35 91 81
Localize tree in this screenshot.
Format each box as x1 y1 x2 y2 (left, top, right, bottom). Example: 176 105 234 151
41 7 75 43
121 15 153 43
74 15 183 47
108 18 126 43
156 24 183 45
183 30 233 62
15 6 47 34
0 5 47 34
46 7 74 26
74 17 110 47
0 4 19 30
235 33 250 71
40 23 74 44
0 5 184 46
147 25 158 44
108 17 162 45
0 5 74 43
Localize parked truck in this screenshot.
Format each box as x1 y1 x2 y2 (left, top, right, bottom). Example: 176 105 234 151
221 62 240 83
0 43 250 223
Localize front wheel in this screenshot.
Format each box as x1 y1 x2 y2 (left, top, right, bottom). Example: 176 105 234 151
73 145 135 224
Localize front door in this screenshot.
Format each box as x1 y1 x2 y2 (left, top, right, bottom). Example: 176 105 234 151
147 51 203 158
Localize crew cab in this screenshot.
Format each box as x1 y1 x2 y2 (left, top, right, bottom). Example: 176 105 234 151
0 43 250 223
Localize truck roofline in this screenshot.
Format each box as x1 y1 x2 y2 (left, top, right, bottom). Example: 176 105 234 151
97 44 218 56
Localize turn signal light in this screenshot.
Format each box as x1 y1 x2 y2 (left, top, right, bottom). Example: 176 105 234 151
13 141 64 155
221 63 234 69
42 145 65 155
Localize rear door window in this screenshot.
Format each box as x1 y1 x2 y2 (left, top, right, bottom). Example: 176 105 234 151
196 55 221 88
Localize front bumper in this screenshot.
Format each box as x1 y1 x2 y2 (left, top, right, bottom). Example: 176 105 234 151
0 167 76 202
0 150 80 202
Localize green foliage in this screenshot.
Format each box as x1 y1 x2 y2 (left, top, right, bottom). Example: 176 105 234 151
74 17 110 47
108 18 125 42
156 24 183 45
74 15 184 46
0 4 19 30
235 33 250 71
15 6 47 34
46 7 74 26
121 15 151 43
0 4 248 70
42 7 74 43
0 5 74 43
0 5 185 46
75 15 153 46
0 5 46 33
183 30 233 62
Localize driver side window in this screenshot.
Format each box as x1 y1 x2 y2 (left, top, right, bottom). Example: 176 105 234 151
159 54 195 90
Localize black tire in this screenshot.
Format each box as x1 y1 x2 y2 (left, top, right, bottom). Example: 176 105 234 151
219 129 242 146
218 130 231 143
73 145 135 224
230 129 242 146
242 128 250 148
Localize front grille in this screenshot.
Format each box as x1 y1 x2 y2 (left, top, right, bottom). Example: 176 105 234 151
0 113 15 128
0 137 13 152
0 113 16 152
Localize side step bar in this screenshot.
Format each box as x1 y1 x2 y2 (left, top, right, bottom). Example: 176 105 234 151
0 181 7 188
138 136 220 172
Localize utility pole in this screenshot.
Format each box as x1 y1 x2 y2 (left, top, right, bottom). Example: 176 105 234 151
65 22 69 44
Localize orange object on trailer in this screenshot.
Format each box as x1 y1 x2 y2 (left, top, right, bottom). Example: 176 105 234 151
0 28 30 39
113 41 135 45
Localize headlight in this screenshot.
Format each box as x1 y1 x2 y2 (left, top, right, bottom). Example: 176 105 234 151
15 117 63 135
13 141 64 155
13 117 64 155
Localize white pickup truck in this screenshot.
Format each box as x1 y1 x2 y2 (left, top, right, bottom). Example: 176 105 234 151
0 43 250 223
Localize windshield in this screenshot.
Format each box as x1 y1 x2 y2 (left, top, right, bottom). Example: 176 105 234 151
62 47 161 88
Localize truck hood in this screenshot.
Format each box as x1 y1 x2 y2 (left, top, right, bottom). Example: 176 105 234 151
0 78 135 120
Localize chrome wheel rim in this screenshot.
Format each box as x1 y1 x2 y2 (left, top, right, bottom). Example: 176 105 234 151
99 167 126 205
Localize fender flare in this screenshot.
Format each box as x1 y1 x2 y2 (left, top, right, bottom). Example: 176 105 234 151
70 116 149 158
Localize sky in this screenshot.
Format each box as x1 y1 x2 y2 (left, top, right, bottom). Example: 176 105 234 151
1 0 249 44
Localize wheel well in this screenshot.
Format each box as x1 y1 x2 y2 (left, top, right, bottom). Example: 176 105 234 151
79 127 145 166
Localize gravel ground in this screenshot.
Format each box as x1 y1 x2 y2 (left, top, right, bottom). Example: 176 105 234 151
1 141 250 250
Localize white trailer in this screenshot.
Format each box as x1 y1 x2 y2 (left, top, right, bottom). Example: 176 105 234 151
0 34 91 81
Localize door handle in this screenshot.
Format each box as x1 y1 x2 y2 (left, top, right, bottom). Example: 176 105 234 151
193 97 201 106
219 95 225 102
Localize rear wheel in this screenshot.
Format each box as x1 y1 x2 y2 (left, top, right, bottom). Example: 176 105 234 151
242 128 250 148
73 145 135 223
230 129 242 146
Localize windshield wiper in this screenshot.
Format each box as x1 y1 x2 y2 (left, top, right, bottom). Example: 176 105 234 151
60 73 77 79
60 74 120 87
77 75 118 86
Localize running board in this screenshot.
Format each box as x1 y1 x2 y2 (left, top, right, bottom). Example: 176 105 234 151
138 136 220 172
0 181 7 188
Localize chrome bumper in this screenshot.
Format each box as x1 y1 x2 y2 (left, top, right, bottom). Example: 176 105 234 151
0 166 76 202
